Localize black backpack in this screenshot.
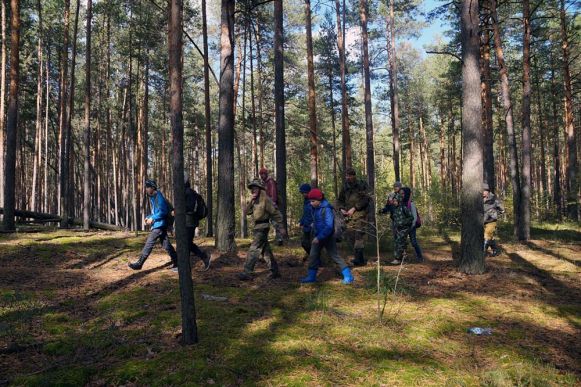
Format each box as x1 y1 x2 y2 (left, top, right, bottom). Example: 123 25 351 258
193 193 208 220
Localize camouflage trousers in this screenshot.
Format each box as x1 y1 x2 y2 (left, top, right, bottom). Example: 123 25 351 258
243 228 279 275
394 226 411 260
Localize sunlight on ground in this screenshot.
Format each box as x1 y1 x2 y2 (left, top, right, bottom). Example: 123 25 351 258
0 225 579 385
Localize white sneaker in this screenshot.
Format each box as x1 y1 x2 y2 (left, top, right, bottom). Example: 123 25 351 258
390 259 401 265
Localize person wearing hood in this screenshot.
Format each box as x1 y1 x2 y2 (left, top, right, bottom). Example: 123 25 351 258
260 167 284 246
238 179 287 281
483 183 504 256
298 183 313 258
300 188 354 285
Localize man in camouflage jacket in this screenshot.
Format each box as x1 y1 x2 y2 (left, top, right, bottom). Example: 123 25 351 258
238 179 287 281
336 167 371 266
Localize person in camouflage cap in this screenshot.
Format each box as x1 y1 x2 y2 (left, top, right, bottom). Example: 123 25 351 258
336 167 371 266
390 192 414 265
238 178 287 281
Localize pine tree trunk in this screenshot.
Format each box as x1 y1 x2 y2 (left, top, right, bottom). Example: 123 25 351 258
439 116 447 190
249 29 258 177
491 0 521 237
459 0 484 274
329 73 339 198
58 0 71 223
2 0 19 231
560 0 578 220
481 5 495 191
550 55 562 220
32 0 43 213
387 0 400 182
520 0 532 240
169 0 198 345
216 0 236 252
305 0 318 187
534 60 548 211
0 0 6 210
335 0 352 175
201 0 213 237
83 0 92 230
274 0 287 235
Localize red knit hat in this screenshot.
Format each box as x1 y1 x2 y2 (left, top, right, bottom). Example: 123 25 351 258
307 188 323 201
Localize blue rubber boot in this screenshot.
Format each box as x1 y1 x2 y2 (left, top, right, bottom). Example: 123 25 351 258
300 269 318 283
341 267 354 285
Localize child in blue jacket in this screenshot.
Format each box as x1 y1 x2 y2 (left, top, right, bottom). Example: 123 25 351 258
300 188 354 284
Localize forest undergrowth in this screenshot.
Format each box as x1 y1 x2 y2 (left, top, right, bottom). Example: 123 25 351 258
0 223 579 386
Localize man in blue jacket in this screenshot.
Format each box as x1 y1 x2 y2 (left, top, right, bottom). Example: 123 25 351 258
300 188 354 285
128 179 178 270
298 183 313 259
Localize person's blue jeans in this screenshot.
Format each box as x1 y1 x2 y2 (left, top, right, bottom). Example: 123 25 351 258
139 228 178 265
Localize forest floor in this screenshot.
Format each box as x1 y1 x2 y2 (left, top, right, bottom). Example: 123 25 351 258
0 223 580 386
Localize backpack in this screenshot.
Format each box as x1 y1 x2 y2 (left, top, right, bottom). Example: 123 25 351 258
321 205 347 242
193 193 208 220
406 201 422 228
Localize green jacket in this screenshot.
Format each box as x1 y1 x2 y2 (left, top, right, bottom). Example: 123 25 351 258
393 204 414 229
246 190 283 230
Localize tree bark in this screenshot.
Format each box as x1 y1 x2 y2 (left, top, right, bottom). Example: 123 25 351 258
305 0 318 187
335 0 352 175
83 0 92 230
387 0 400 182
0 0 6 210
58 0 71 223
459 0 484 274
520 0 532 240
201 0 213 237
359 0 375 227
216 0 236 252
481 4 495 192
169 0 198 345
491 0 521 237
550 54 562 220
274 0 287 234
31 0 43 213
560 0 578 220
2 0 19 231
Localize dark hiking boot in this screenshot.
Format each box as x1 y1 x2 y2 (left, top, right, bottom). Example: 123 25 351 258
128 256 146 270
237 272 253 281
200 252 211 271
351 249 366 267
489 240 500 256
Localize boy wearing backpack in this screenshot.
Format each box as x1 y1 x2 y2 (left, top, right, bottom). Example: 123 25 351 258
183 178 211 272
401 187 423 262
390 192 414 265
300 188 354 284
129 179 178 270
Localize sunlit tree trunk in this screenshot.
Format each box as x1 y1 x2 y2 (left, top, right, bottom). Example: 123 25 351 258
216 0 236 252
335 0 352 175
491 0 521 236
202 0 213 236
305 0 318 187
169 0 198 344
560 0 578 221
520 0 532 239
459 0 484 274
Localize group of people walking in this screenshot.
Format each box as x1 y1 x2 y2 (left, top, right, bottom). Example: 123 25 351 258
128 167 505 284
